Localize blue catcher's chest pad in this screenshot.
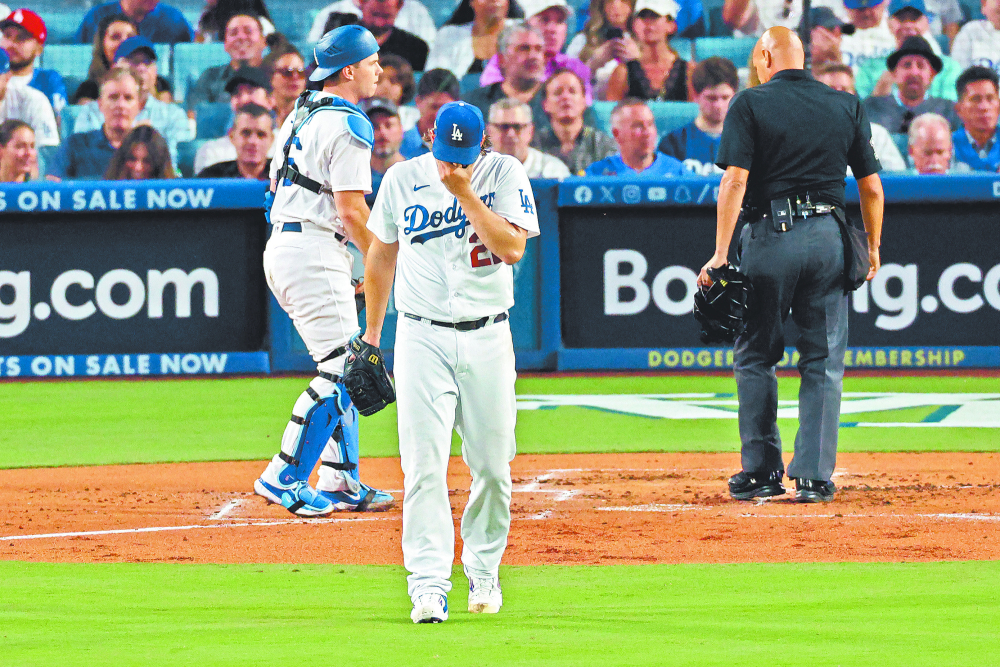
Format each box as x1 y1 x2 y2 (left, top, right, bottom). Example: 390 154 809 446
344 112 374 149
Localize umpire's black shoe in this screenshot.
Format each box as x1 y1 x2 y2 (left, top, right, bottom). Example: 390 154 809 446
794 478 836 503
728 470 786 500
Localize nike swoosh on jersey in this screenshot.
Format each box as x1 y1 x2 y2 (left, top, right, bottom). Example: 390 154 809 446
413 184 430 191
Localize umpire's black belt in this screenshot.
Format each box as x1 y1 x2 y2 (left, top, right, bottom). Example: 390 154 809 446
272 221 346 243
403 312 508 331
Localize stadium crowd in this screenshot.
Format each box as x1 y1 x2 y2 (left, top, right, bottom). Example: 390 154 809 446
0 0 997 184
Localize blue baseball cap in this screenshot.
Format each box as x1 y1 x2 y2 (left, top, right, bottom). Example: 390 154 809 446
843 0 885 8
887 0 926 15
432 101 484 166
114 35 156 62
0 47 10 75
310 24 379 82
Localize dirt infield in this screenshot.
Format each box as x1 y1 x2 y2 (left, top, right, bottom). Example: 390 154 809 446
2 453 999 564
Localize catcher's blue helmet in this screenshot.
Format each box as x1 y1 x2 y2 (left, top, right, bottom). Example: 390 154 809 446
310 24 379 82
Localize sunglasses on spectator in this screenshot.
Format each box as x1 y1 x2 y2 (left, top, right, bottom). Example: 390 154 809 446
127 55 155 66
275 67 306 79
490 122 530 133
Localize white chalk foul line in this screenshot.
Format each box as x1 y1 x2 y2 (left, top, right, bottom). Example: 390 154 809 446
597 504 708 513
0 516 391 542
208 498 244 520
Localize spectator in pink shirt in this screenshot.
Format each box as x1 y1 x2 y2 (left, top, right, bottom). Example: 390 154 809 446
479 0 594 103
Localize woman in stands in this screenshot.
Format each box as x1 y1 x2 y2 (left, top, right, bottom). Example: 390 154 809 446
72 14 138 105
605 0 690 101
567 0 640 99
264 44 307 128
425 0 523 78
104 126 175 180
0 120 38 183
196 0 276 42
373 54 418 129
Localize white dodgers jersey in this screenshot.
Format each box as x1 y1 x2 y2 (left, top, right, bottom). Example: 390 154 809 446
268 93 373 235
367 151 540 322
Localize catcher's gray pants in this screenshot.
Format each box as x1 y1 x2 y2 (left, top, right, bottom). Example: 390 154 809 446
734 213 848 482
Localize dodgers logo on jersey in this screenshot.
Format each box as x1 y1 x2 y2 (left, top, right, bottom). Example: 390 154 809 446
403 192 497 245
518 189 534 215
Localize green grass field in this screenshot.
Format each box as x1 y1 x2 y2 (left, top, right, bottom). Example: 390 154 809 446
2 374 999 665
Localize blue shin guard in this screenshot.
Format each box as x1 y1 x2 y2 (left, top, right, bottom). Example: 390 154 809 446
319 383 361 485
278 376 345 482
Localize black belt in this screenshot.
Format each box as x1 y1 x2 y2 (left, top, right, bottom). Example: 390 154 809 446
277 221 346 243
403 312 508 331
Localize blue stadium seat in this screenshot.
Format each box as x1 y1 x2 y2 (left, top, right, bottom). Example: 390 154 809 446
706 4 734 37
672 38 694 61
155 44 172 77
173 42 228 104
42 12 81 45
177 139 208 177
591 100 700 138
427 0 462 27
460 73 482 95
59 105 84 140
694 36 757 64
40 44 92 80
935 33 950 56
37 144 60 177
891 133 909 159
959 0 986 20
195 102 232 139
294 40 315 59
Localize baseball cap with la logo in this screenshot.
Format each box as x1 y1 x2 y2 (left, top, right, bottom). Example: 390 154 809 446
432 101 485 166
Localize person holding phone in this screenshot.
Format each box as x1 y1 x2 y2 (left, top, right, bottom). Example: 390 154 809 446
566 0 640 98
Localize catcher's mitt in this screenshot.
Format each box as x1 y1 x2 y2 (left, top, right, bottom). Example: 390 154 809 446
342 334 396 416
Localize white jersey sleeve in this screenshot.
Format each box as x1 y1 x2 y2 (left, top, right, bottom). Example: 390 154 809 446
328 130 372 194
367 163 399 244
489 155 540 238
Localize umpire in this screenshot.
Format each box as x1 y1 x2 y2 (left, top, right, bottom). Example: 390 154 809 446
697 27 884 503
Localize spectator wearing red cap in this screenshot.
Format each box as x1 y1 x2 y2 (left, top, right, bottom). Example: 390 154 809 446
0 46 58 146
1 9 67 115
77 1 194 45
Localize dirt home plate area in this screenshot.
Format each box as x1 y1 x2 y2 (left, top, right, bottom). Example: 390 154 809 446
2 453 999 564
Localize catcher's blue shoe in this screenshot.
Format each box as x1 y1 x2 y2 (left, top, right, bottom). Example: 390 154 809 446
254 476 334 517
319 483 395 512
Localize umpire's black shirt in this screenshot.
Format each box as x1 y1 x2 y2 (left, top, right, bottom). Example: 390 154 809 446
716 69 881 210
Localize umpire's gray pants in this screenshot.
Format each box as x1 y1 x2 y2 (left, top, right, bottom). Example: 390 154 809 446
734 213 848 482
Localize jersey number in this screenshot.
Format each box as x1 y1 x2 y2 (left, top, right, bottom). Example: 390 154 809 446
469 232 501 268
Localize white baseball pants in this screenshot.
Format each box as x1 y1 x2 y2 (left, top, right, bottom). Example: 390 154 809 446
394 315 517 600
262 227 359 376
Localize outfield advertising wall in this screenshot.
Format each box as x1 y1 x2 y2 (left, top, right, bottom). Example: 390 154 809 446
0 180 270 377
2 175 998 375
555 175 1000 370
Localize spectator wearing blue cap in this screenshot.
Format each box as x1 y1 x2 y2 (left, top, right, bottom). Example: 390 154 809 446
862 35 959 132
0 46 58 146
50 66 143 179
855 0 962 100
951 0 1000 76
72 36 190 167
953 66 1000 172
187 12 268 111
1 9 67 115
77 0 193 45
585 97 684 176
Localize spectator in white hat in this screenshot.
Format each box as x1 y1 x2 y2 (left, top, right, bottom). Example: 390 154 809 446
480 0 595 103
606 0 691 101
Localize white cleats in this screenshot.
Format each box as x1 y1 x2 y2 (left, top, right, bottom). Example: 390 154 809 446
411 593 449 624
467 573 502 614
